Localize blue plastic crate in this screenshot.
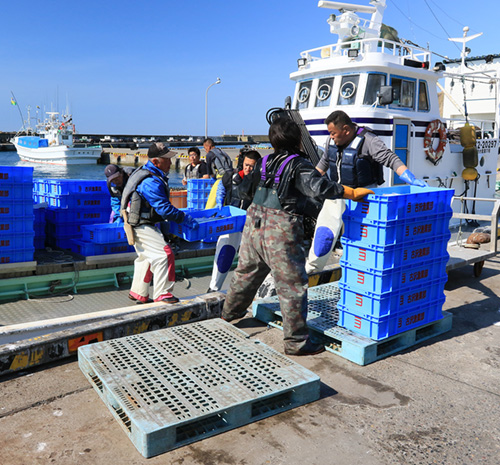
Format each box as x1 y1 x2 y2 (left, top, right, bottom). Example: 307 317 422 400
0 200 34 218
338 276 447 319
0 233 35 250
0 166 33 183
71 239 134 256
46 221 84 237
46 207 111 224
344 186 454 221
33 180 45 194
34 206 46 222
168 206 247 242
45 179 108 195
341 233 450 271
187 178 215 192
187 198 208 210
0 182 33 200
342 213 451 246
46 235 82 249
338 297 445 340
0 247 34 264
81 223 126 244
0 218 35 234
34 221 45 235
340 255 448 294
47 193 110 209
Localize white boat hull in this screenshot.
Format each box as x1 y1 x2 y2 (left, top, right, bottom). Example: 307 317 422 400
14 142 102 166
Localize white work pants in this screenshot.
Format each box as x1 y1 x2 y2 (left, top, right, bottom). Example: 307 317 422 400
305 198 345 274
209 231 242 291
129 224 176 301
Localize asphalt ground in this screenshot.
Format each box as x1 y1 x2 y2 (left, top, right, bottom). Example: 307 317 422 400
0 255 499 465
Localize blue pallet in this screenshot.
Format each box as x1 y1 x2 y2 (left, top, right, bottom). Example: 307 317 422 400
0 166 33 183
0 247 35 264
81 223 126 244
0 200 34 218
169 206 247 242
341 232 450 271
340 255 449 294
47 193 110 209
338 276 447 319
337 297 445 340
44 179 108 195
344 185 454 221
343 213 451 246
0 218 34 234
252 282 452 365
46 207 111 224
78 319 320 458
0 182 34 200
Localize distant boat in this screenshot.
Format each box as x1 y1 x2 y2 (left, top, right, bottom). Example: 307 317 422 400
12 112 102 165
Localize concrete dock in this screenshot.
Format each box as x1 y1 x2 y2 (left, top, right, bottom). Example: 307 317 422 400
0 256 499 464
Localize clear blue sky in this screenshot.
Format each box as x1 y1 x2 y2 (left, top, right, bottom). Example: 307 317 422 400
1 0 497 136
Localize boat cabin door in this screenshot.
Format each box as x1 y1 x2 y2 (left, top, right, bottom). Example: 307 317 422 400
392 118 411 186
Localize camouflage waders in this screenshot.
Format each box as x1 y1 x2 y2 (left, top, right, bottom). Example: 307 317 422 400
222 203 310 352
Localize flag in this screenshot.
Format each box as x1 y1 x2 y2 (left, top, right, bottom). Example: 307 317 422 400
10 98 16 106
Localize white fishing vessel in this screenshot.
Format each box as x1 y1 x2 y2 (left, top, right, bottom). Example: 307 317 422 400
12 111 102 165
290 0 499 218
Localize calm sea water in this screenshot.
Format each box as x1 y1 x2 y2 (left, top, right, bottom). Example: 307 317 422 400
0 151 185 188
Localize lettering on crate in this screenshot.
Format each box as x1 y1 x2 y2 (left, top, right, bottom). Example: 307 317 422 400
1 257 11 263
0 240 10 247
360 202 369 214
358 249 367 261
405 312 425 326
84 186 103 193
360 225 368 238
356 271 365 284
355 294 363 306
0 173 8 180
0 190 8 197
0 224 10 231
410 269 428 282
405 223 432 237
216 223 234 233
408 201 434 213
354 316 362 329
400 290 427 305
0 208 10 214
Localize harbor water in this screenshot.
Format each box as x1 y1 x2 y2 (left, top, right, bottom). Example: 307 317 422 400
0 150 185 188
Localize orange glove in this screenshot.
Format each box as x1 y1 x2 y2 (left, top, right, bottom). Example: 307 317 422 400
342 186 374 202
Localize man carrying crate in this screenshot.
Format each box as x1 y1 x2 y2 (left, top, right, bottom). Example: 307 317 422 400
121 143 199 304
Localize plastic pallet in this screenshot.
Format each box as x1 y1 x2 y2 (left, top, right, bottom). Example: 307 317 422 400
252 282 452 365
78 319 320 458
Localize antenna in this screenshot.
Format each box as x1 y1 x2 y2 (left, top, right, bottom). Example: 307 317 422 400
448 26 483 74
10 91 26 131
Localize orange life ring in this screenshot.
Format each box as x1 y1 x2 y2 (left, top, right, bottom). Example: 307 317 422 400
423 119 447 165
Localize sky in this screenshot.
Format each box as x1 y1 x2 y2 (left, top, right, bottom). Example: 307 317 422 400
1 0 498 136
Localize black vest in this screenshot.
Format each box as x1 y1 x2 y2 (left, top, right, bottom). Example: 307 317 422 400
326 128 383 187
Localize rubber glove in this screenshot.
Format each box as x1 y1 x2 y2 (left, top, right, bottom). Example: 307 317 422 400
215 181 226 209
342 186 374 202
399 169 428 187
183 213 199 230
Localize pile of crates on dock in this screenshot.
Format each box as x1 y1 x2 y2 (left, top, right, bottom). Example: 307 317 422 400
338 186 454 340
0 166 35 264
187 179 215 210
34 179 111 250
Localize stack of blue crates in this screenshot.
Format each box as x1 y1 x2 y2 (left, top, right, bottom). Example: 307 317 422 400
71 222 134 256
40 179 111 249
187 179 215 210
33 205 47 250
0 166 35 264
338 185 454 340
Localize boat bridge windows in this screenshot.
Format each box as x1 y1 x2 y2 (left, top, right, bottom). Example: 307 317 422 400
294 73 431 113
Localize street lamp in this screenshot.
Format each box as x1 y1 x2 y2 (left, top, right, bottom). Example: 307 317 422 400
205 77 221 139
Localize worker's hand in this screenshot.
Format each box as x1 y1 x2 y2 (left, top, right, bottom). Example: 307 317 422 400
182 178 187 186
183 213 199 230
399 169 428 187
342 186 374 202
215 182 226 209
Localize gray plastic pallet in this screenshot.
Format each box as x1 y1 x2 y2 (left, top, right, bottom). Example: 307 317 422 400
78 319 320 458
252 282 452 366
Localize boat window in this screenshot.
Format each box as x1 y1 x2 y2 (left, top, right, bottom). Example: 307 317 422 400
364 74 387 105
418 80 429 111
338 75 359 105
296 81 313 109
391 77 415 109
315 78 334 107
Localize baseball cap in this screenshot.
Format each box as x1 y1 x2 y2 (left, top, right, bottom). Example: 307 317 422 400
147 142 177 159
104 164 121 182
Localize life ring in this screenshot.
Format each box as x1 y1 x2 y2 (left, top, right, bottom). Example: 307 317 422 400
423 119 447 165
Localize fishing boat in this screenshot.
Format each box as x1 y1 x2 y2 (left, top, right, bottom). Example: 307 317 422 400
290 0 499 218
12 111 102 165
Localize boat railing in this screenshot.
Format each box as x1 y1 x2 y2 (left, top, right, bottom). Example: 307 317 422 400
444 117 497 139
300 37 431 63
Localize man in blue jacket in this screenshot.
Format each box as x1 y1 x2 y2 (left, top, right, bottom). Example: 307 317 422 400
121 143 199 304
